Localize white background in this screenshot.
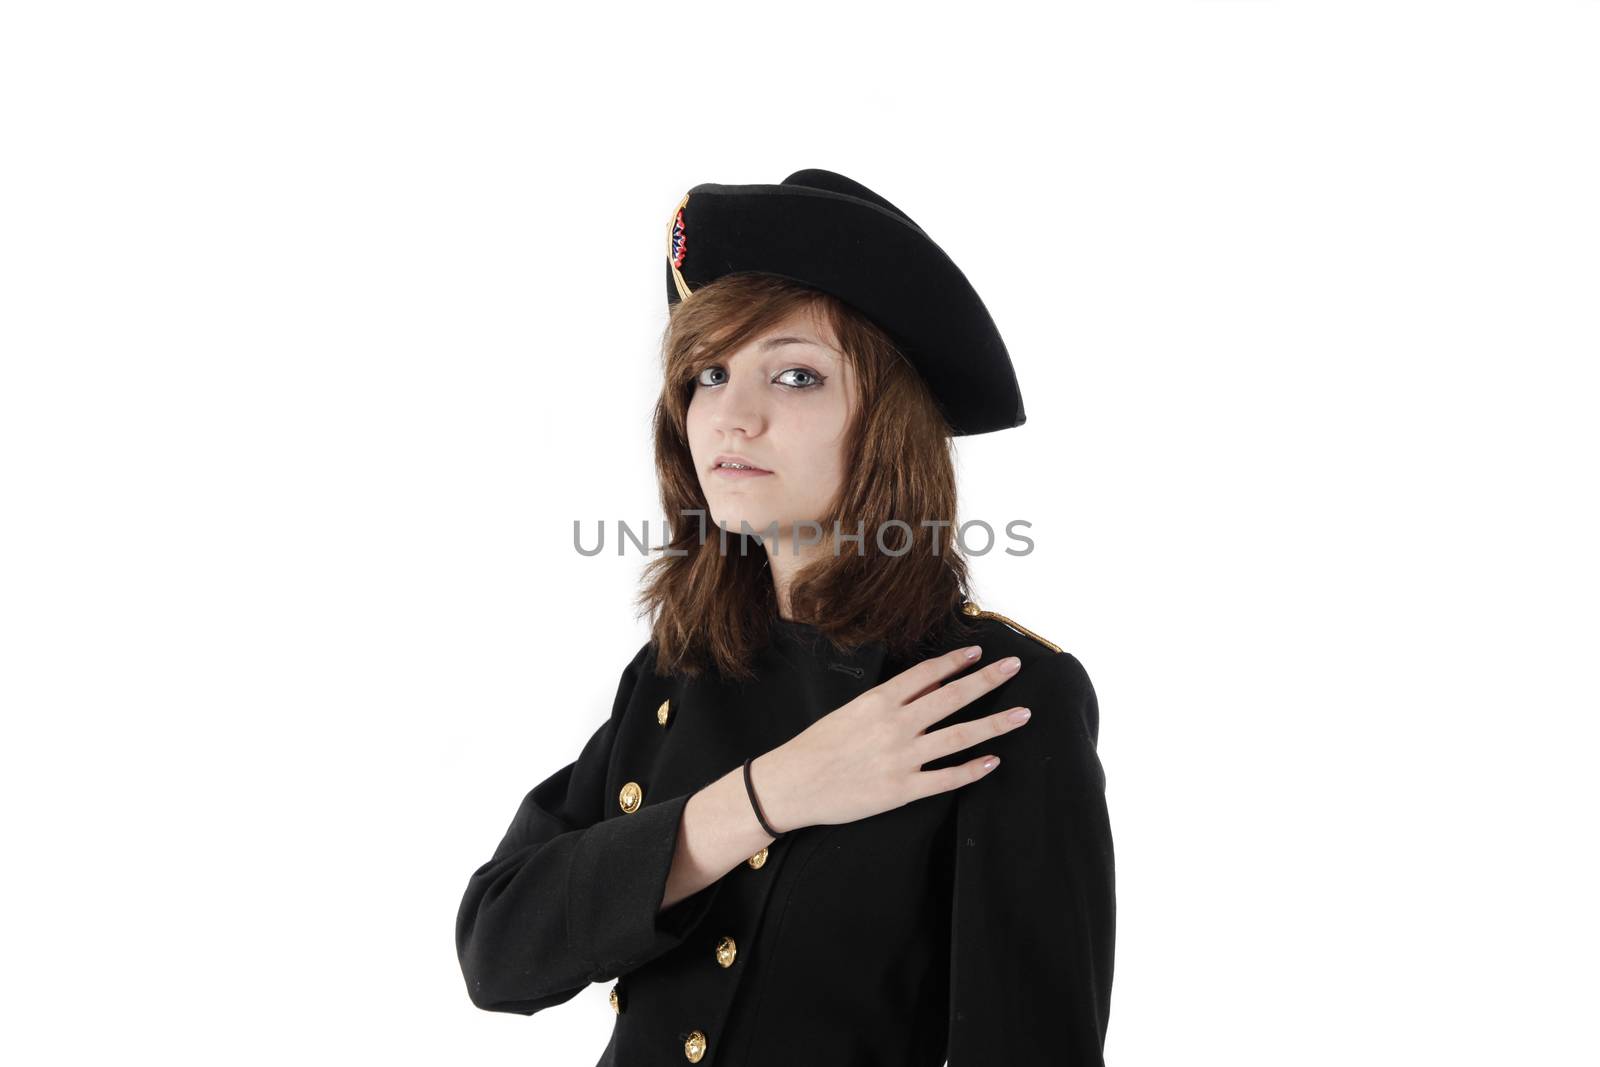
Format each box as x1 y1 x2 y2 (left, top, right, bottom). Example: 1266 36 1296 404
3 2 1596 1063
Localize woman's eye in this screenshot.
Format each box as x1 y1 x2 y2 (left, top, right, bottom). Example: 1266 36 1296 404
776 368 823 388
694 366 824 389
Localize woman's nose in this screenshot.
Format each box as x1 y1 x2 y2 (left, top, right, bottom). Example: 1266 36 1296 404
708 374 767 436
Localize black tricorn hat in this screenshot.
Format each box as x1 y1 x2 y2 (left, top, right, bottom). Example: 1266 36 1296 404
664 168 1026 436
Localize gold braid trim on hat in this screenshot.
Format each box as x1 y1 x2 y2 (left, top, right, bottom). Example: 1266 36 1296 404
667 191 694 302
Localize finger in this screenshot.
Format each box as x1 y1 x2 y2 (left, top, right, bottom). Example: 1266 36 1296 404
906 654 1022 732
905 752 1001 802
912 705 1030 766
874 644 985 707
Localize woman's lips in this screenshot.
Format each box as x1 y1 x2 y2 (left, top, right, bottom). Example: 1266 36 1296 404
712 465 773 478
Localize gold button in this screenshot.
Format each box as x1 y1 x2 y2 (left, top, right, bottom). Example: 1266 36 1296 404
609 983 621 1013
746 847 768 869
715 935 737 968
619 781 643 813
683 1030 707 1062
656 698 672 726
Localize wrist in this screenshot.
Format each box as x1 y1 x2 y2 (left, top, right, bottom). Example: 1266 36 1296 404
748 748 802 835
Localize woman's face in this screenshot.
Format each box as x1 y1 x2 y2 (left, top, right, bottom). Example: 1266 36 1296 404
686 305 856 542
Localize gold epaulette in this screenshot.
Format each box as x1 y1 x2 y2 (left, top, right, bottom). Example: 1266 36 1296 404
960 600 1062 654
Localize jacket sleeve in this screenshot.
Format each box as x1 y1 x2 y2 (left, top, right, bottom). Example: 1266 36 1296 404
946 650 1116 1065
455 641 724 1014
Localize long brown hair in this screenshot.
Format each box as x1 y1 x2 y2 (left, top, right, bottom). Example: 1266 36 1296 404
637 272 977 680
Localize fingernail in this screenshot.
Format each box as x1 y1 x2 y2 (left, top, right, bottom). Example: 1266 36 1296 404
998 656 1021 674
1008 707 1031 725
982 756 1000 770
963 645 981 660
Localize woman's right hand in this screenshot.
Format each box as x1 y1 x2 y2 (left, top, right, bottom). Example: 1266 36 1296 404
748 645 1030 834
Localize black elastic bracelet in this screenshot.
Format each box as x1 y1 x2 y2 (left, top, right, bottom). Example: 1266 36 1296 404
742 755 786 840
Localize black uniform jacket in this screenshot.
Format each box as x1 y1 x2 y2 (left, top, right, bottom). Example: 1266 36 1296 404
455 602 1115 1066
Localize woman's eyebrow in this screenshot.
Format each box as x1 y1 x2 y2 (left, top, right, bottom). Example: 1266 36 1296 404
758 336 836 355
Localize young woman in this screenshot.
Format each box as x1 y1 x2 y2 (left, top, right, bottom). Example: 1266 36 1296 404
456 170 1115 1066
